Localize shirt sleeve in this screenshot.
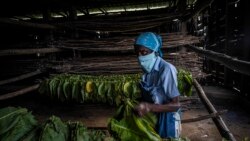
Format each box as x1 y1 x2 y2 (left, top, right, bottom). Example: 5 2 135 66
160 65 180 99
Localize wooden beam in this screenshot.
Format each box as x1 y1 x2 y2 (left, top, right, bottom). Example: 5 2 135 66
0 84 39 100
0 69 42 86
193 79 236 141
185 45 250 76
0 48 63 56
0 18 57 30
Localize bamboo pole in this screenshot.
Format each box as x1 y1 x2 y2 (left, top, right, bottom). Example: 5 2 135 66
0 48 63 56
0 69 42 85
0 84 39 100
193 79 236 141
185 45 250 76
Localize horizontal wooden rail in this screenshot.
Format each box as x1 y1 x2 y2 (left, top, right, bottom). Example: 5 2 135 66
182 110 228 123
0 84 40 100
185 45 250 76
0 48 63 56
0 18 56 30
0 69 42 85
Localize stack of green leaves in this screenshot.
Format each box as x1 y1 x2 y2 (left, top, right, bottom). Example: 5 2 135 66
0 107 38 141
39 116 69 141
68 121 106 141
108 99 161 141
0 107 111 141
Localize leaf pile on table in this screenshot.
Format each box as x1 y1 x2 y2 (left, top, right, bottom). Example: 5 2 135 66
0 107 112 141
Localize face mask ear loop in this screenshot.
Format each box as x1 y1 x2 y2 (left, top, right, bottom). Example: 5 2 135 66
155 33 163 58
158 49 163 57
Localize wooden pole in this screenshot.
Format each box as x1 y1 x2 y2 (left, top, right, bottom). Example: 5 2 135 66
193 79 236 141
0 84 39 100
185 45 250 76
0 69 42 85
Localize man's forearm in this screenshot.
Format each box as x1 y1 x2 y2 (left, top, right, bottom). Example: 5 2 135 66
149 102 181 113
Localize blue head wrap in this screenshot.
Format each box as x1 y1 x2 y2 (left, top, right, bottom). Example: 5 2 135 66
135 32 163 57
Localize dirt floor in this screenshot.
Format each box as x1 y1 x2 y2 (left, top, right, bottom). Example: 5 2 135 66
181 85 250 141
203 86 250 141
0 85 249 141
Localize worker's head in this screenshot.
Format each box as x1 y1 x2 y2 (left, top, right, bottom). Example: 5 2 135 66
134 32 162 73
134 32 163 57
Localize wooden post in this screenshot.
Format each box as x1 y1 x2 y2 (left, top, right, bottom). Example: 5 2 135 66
224 0 231 88
241 0 250 98
193 79 236 141
42 9 54 44
69 6 79 39
69 6 78 21
43 9 52 22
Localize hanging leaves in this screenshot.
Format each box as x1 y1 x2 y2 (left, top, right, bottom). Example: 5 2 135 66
38 74 142 106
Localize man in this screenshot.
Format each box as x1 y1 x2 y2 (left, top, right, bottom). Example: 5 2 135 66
134 32 181 139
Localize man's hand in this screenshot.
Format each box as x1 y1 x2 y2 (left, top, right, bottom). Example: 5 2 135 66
134 102 151 116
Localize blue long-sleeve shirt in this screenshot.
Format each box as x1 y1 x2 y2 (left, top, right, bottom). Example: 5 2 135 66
140 56 181 138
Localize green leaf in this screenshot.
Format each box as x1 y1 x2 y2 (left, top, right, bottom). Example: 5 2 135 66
57 79 66 102
108 99 161 141
0 109 37 141
0 107 27 135
67 122 90 141
20 126 40 141
63 81 71 101
39 116 69 141
72 81 81 102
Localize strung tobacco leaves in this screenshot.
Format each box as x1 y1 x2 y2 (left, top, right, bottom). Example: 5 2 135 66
39 70 193 106
39 74 141 106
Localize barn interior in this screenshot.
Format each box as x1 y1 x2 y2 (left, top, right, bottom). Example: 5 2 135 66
0 0 250 141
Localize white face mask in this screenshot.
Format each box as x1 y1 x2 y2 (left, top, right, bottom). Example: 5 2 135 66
138 52 157 73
